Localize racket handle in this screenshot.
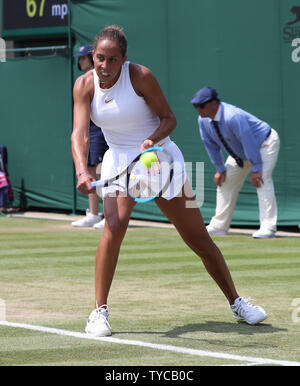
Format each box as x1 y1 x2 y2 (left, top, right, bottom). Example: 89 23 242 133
91 180 106 188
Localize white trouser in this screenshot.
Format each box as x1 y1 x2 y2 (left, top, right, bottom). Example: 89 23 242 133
209 129 280 232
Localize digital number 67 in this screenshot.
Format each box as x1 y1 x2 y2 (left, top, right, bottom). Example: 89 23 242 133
26 0 46 18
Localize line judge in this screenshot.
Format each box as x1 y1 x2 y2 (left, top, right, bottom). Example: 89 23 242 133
191 87 280 239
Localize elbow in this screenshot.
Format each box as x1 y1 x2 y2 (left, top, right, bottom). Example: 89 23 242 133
71 131 75 146
173 114 177 130
170 112 177 133
71 131 75 152
71 129 89 148
70 131 79 152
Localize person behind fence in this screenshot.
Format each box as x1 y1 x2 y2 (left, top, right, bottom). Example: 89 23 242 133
191 87 280 239
71 45 109 229
0 146 14 211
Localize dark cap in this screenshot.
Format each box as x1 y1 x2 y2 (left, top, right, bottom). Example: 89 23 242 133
74 45 94 70
74 45 93 57
190 87 218 105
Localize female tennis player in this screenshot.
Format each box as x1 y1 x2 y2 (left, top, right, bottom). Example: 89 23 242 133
71 25 267 336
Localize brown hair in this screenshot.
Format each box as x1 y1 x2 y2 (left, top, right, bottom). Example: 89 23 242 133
93 25 127 57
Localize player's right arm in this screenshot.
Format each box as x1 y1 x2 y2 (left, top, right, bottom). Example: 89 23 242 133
71 71 94 194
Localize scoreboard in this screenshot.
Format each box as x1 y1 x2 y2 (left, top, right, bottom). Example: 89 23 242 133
2 0 69 39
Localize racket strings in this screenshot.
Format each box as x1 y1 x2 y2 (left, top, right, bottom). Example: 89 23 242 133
128 159 172 199
92 147 175 202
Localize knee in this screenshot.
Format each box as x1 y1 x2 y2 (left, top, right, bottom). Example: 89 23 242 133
105 214 129 237
183 231 216 258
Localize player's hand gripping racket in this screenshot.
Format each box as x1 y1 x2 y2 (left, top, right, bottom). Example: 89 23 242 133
91 146 174 203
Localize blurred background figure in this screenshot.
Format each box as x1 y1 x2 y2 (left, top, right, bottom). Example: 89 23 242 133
0 146 14 212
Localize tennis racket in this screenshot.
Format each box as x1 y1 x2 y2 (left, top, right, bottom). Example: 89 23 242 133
91 146 174 203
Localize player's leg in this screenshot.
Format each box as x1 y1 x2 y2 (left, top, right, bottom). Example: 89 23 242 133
156 181 239 305
94 192 136 307
85 192 135 337
208 157 251 233
156 180 268 324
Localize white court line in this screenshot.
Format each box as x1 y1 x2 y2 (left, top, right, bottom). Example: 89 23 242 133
220 362 268 366
1 321 300 367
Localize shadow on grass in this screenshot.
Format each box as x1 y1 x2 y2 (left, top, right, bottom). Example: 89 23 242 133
116 321 285 337
115 321 286 350
163 321 286 337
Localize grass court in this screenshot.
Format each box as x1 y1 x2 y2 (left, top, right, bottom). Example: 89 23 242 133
0 216 300 366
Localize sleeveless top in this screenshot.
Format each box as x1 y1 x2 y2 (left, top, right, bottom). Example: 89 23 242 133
90 61 164 149
90 62 185 199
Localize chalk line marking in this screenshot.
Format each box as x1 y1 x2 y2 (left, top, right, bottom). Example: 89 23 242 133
1 321 300 366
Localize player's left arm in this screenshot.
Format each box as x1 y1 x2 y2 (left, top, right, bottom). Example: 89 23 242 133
130 63 177 151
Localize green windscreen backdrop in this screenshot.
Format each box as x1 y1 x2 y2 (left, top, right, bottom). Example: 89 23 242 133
1 0 299 225
0 54 74 210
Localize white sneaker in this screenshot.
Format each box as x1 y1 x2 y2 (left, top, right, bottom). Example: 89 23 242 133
93 218 105 229
72 209 103 227
206 225 228 236
231 297 268 325
252 229 275 239
85 305 111 337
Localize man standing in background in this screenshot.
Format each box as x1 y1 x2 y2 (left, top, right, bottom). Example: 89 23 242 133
191 87 280 239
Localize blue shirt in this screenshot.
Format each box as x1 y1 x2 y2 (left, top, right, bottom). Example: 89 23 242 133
198 102 271 173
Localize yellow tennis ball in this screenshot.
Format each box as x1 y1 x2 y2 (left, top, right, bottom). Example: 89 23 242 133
140 151 158 168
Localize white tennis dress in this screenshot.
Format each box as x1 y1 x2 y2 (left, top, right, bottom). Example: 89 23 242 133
90 61 186 199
